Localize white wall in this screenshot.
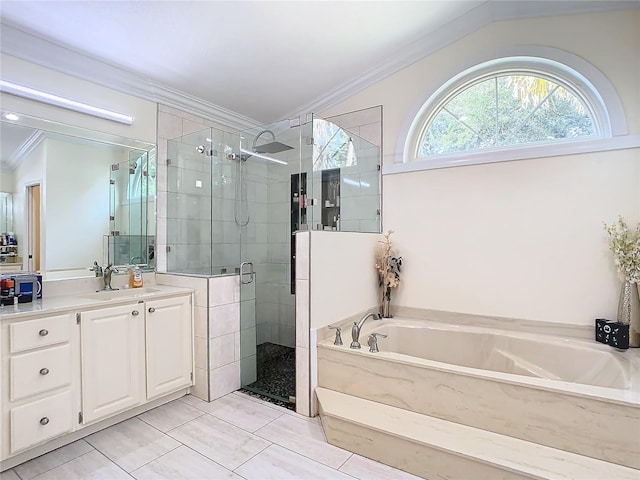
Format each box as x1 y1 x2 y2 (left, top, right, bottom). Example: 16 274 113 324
0 172 15 192
321 10 640 326
310 231 380 329
45 138 124 271
1 53 157 143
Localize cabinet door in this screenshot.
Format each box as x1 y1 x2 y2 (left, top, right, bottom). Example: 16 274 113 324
80 303 145 424
146 295 193 399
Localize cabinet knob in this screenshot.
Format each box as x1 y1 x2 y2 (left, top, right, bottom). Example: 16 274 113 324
39 329 49 336
148 307 155 313
132 310 139 316
39 417 49 425
39 368 50 376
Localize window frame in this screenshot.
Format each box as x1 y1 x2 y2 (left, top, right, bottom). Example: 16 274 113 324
394 53 634 174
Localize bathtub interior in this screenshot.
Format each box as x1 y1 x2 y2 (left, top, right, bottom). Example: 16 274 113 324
356 318 632 390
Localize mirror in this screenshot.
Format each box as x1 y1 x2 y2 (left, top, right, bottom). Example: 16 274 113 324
0 112 156 280
0 192 13 233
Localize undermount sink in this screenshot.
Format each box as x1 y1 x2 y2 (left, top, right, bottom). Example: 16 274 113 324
80 287 162 301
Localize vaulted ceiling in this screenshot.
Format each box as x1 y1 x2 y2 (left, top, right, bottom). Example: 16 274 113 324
0 1 637 128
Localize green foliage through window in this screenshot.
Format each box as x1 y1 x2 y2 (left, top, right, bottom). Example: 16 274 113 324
419 75 596 157
313 118 357 171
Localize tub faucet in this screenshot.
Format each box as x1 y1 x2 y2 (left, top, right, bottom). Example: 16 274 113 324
368 332 388 353
101 264 119 291
89 261 103 277
350 312 382 349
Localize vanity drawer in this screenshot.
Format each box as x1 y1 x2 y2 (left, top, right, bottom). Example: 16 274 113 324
10 391 73 454
9 313 73 353
10 344 72 401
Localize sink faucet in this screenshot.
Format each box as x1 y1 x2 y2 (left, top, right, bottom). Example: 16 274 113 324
101 264 119 291
350 312 381 349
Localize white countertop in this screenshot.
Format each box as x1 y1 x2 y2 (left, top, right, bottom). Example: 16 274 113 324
0 285 193 321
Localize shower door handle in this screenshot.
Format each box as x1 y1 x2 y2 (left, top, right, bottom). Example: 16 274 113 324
240 262 254 284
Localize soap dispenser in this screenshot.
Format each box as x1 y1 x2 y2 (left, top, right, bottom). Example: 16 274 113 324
130 266 144 288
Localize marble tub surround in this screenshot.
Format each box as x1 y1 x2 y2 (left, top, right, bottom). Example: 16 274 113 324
392 305 594 340
317 318 640 470
317 388 640 480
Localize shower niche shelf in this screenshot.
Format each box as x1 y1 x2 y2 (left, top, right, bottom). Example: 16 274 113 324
321 168 340 230
290 172 307 294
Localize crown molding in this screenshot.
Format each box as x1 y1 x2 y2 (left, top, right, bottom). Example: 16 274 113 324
148 81 259 132
3 129 45 172
0 23 260 132
288 0 639 119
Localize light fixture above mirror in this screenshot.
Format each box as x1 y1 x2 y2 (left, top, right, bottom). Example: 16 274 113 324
0 80 135 125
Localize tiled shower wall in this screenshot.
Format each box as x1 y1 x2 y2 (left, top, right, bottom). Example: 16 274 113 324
157 273 241 401
259 163 295 349
156 104 234 274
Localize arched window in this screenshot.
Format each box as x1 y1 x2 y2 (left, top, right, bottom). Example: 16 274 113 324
419 73 596 156
398 55 630 171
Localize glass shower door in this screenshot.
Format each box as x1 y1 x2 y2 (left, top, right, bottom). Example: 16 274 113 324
238 118 301 408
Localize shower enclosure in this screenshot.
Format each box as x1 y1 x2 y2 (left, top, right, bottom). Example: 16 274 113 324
166 106 381 407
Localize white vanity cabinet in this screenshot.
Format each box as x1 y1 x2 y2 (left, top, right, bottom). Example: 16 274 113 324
79 294 193 424
80 302 146 424
1 289 194 469
1 312 80 459
145 295 192 400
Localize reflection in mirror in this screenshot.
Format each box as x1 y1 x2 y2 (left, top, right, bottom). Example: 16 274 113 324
0 192 20 272
0 112 156 280
108 148 156 269
0 192 13 233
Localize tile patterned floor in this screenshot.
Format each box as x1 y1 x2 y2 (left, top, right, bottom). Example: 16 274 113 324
1 391 424 480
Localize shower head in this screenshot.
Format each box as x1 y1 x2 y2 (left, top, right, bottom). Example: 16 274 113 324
253 141 294 155
251 129 293 155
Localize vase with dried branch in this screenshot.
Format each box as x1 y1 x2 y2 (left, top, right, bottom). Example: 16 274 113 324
604 216 640 347
375 230 403 318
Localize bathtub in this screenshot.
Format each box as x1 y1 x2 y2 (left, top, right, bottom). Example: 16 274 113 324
317 317 640 469
359 318 632 390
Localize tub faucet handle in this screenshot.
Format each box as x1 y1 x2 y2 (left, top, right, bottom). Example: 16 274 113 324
328 326 343 346
368 332 388 353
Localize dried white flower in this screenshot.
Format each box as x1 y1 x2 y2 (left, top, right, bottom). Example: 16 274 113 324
375 230 403 301
604 216 640 284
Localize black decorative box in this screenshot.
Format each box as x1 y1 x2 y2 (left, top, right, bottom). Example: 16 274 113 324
595 318 629 350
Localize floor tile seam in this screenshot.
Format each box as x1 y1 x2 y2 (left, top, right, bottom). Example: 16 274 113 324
127 443 183 477
336 465 364 480
177 395 209 413
233 391 263 405
14 442 97 480
203 407 284 434
9 468 24 480
136 408 206 434
230 441 274 475
26 449 96 480
176 443 241 476
254 415 328 443
242 413 284 438
164 411 271 444
336 452 356 471
92 449 135 479
250 432 351 471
